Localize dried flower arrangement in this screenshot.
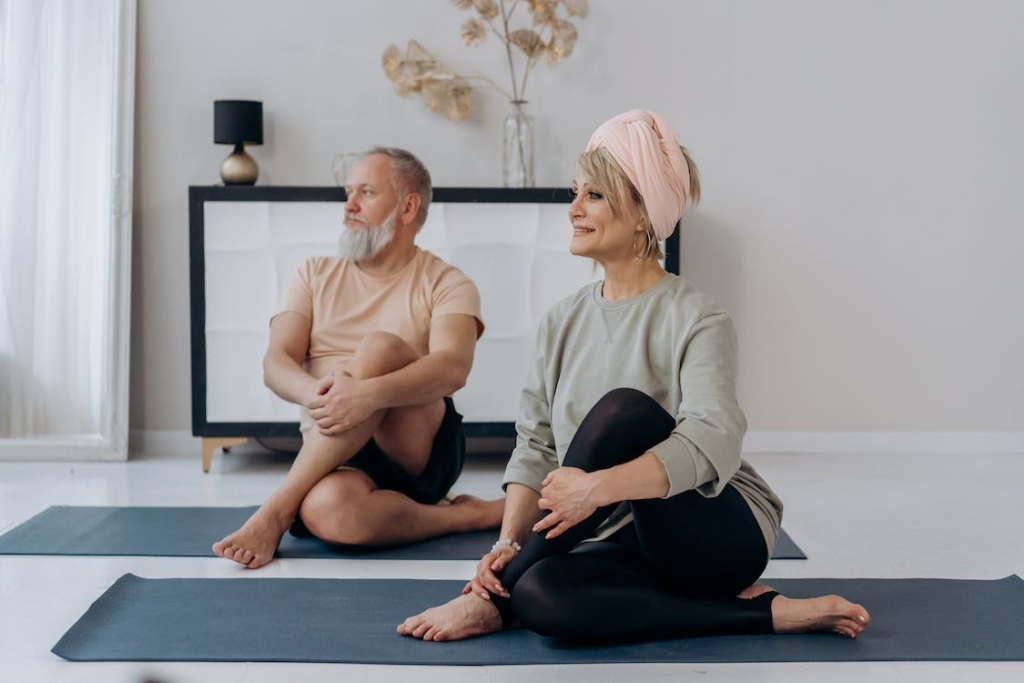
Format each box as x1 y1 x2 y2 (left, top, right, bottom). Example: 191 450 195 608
382 0 589 121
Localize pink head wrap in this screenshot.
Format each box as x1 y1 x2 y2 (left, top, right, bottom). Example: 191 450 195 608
585 110 690 240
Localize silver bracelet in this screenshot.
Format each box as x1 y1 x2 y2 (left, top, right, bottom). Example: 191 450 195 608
491 538 522 553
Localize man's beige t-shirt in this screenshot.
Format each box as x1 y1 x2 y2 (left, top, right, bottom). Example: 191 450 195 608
273 248 484 382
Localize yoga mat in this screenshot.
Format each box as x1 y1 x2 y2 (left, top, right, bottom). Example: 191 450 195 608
53 574 1024 664
0 505 808 560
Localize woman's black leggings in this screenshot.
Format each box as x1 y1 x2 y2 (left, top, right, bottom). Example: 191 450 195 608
492 388 776 642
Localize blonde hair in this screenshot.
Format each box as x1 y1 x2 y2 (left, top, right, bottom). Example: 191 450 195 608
575 146 701 260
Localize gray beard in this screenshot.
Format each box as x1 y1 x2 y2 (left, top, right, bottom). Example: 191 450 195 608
337 209 398 261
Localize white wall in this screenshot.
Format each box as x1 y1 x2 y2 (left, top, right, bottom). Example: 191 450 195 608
131 0 1024 436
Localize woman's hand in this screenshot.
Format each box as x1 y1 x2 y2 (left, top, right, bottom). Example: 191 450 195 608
533 466 605 539
462 546 518 600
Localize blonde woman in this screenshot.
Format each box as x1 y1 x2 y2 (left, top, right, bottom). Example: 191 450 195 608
399 111 869 643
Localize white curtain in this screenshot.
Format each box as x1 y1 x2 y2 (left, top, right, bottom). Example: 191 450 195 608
0 0 134 456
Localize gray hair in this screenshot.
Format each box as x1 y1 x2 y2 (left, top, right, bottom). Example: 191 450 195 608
363 146 432 229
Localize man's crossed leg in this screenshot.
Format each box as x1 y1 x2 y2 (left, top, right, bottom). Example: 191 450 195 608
213 332 504 569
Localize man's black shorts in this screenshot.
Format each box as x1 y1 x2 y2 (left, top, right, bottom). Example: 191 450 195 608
290 397 465 538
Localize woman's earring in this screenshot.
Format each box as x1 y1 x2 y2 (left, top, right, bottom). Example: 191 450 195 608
633 230 646 258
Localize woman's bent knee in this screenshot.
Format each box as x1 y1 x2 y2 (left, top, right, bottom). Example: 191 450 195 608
593 388 665 422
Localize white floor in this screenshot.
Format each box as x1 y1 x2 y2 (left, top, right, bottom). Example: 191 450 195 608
1 444 1023 683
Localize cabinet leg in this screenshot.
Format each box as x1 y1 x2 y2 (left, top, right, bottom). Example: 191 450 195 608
202 437 248 473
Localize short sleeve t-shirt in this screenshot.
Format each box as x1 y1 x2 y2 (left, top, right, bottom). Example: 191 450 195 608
273 248 484 379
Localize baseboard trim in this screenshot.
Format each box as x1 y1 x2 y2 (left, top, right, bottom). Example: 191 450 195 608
130 429 202 458
743 431 1024 455
127 429 1024 459
0 434 128 461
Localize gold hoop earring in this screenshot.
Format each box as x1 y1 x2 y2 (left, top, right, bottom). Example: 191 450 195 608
632 230 646 259
634 229 655 259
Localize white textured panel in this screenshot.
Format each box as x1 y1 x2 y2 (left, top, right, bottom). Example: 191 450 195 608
199 199 609 426
449 244 533 340
417 204 449 259
204 249 277 331
455 337 531 422
204 202 270 250
267 202 343 245
205 331 295 421
536 203 573 251
444 203 539 246
530 251 602 325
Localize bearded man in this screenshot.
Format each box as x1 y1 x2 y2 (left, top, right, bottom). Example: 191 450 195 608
214 148 503 569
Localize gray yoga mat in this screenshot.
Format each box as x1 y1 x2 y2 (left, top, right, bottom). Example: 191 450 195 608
53 574 1024 664
0 505 807 560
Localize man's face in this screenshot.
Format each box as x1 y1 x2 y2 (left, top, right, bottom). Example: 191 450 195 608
343 154 399 230
339 154 401 260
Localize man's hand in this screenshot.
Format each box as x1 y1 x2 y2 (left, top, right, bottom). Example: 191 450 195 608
533 466 604 539
305 371 379 436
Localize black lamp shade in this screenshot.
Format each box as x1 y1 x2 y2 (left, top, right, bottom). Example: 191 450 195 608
214 100 263 145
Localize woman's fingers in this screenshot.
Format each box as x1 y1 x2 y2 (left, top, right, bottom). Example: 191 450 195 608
544 520 570 539
468 577 491 600
533 511 559 533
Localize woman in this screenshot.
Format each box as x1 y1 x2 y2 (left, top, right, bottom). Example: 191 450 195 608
398 110 870 643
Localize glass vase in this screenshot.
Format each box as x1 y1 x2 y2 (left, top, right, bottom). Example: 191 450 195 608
502 100 535 188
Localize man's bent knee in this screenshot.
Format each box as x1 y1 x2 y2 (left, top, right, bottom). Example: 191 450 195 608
347 332 420 379
299 472 379 545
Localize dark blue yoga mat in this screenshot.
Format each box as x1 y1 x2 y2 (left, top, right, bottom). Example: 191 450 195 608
0 505 807 560
52 574 1024 664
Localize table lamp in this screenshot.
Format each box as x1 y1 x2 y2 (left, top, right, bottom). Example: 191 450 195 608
214 100 263 185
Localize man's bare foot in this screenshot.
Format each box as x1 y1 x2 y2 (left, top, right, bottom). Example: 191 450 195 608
737 583 777 599
448 494 505 531
212 508 292 569
771 593 871 638
397 593 502 642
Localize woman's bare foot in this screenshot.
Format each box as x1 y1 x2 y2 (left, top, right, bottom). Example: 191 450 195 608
212 507 293 569
771 593 871 638
448 494 505 531
397 593 502 642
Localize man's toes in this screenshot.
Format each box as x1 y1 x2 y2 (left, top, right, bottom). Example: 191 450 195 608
424 626 444 641
247 552 270 569
398 615 422 636
411 621 433 639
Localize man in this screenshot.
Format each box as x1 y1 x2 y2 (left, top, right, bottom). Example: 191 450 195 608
214 147 503 569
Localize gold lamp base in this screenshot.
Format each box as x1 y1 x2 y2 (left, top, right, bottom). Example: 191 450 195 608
220 143 258 185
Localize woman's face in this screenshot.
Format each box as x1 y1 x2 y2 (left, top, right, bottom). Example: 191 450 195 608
568 175 642 262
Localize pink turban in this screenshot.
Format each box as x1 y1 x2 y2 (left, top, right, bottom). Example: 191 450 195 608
585 110 690 240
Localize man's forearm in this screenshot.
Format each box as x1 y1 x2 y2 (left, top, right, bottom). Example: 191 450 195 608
263 352 318 406
360 349 471 410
